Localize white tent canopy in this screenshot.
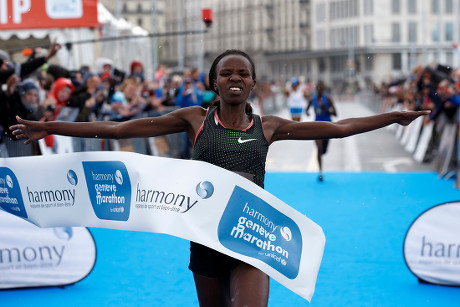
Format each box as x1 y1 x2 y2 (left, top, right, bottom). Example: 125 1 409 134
0 3 152 78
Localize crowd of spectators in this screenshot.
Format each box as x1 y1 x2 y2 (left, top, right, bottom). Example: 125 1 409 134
371 55 460 166
374 62 460 123
0 44 277 157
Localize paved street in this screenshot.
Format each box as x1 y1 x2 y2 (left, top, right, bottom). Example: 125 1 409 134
265 98 435 173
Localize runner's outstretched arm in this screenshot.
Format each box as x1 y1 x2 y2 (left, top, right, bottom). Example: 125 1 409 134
10 107 206 145
263 110 430 143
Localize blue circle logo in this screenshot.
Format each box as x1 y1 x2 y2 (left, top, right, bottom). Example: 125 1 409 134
53 227 73 240
67 170 78 186
196 181 214 199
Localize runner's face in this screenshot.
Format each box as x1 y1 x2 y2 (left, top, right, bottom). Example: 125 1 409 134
214 55 255 104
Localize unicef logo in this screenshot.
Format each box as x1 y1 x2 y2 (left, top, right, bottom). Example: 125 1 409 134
67 170 78 186
280 226 292 242
115 170 123 185
53 227 73 240
6 175 13 188
196 181 214 199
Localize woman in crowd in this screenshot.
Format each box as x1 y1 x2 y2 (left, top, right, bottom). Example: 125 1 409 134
11 49 429 307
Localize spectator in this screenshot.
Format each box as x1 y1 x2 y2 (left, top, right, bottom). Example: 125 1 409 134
110 78 145 121
175 77 203 159
42 77 75 120
129 61 144 84
0 78 43 156
69 73 103 122
0 40 61 85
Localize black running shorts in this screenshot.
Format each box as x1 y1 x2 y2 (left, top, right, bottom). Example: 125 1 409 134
188 242 243 277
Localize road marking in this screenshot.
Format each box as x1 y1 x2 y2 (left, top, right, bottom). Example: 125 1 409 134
370 157 413 172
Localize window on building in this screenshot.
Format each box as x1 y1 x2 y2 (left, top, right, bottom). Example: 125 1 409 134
392 53 402 70
137 4 142 13
364 0 374 15
317 3 326 22
392 23 401 42
432 0 440 14
123 3 127 13
408 22 417 42
138 18 143 27
408 0 417 14
432 24 440 42
392 0 400 14
364 24 374 44
445 22 453 41
445 0 453 14
317 29 326 49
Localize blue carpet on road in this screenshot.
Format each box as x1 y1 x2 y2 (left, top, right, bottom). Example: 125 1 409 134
2 172 460 306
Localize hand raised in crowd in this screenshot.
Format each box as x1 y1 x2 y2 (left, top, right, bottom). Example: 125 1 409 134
10 116 48 145
5 74 19 96
44 39 62 61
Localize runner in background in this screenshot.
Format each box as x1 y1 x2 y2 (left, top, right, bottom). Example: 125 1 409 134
306 81 337 181
284 77 308 121
10 49 429 307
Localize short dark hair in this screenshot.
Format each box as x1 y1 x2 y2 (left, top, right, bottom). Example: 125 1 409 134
208 49 256 94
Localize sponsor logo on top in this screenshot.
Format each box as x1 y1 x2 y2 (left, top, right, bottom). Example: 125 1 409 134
82 161 131 221
217 186 302 279
134 180 214 213
0 167 27 218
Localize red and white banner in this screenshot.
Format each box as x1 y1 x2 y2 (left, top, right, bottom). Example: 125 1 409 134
0 210 96 289
0 0 98 30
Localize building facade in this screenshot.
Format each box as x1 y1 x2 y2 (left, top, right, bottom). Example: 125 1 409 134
104 0 460 88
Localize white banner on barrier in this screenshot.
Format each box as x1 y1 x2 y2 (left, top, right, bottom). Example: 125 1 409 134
404 201 460 286
0 152 325 301
0 211 96 289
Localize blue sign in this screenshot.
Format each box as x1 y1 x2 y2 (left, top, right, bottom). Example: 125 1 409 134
82 161 131 221
218 186 302 279
0 167 27 218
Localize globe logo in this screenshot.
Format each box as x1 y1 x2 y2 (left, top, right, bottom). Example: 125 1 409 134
67 170 78 186
196 181 214 199
115 170 123 185
280 226 292 242
6 175 13 188
53 227 73 240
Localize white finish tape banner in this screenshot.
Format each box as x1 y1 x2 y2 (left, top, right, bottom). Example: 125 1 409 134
0 152 325 301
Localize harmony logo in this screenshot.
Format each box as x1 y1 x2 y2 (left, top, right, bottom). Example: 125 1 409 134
196 181 214 199
0 167 27 218
136 183 200 213
66 170 78 186
82 161 131 221
26 168 76 208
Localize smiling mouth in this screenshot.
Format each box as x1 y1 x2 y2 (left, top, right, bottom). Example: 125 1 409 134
229 87 242 93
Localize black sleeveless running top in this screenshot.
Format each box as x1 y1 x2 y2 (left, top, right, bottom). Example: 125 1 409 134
192 106 269 188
